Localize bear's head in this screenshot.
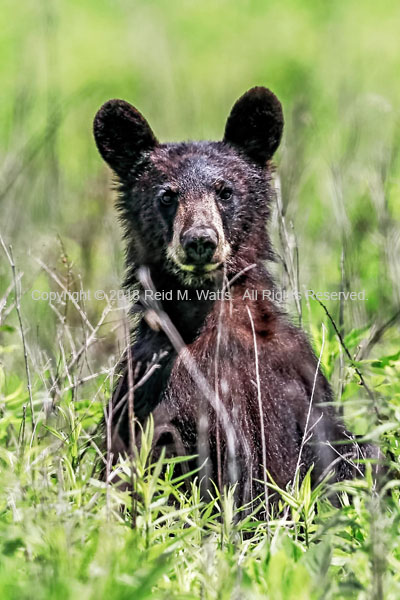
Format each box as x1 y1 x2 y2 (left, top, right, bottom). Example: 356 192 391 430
93 87 283 287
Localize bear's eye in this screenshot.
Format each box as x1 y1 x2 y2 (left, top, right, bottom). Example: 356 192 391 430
159 189 178 207
218 187 233 201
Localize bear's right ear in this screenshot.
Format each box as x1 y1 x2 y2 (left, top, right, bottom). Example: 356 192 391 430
223 87 283 166
93 99 158 177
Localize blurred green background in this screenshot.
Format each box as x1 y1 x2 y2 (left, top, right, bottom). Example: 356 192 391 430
1 0 399 360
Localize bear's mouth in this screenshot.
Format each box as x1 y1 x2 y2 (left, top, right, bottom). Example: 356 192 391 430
179 262 221 274
171 259 224 283
166 242 231 286
167 245 222 276
166 252 224 286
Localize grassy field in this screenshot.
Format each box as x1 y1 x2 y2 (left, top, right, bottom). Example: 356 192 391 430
1 0 400 598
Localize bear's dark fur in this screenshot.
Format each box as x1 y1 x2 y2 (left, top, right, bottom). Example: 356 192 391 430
94 87 381 506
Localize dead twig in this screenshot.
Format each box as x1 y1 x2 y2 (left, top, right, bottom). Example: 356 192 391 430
293 323 326 486
246 305 269 523
125 319 138 529
34 256 95 333
0 234 36 430
273 175 302 324
311 293 381 421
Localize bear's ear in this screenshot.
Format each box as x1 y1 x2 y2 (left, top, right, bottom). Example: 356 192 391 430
93 99 158 177
223 87 283 165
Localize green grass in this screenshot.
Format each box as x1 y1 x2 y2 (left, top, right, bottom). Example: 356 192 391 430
1 0 400 597
0 340 399 599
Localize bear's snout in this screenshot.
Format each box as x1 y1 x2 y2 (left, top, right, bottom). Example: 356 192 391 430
180 226 218 265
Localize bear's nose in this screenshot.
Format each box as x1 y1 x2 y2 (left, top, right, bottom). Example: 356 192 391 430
181 227 218 265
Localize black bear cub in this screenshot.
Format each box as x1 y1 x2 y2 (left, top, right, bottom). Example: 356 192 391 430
94 87 380 506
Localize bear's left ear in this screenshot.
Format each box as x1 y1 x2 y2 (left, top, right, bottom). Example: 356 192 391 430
223 87 283 166
93 99 158 178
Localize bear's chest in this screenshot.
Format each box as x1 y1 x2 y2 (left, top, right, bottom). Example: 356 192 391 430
160 320 302 435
